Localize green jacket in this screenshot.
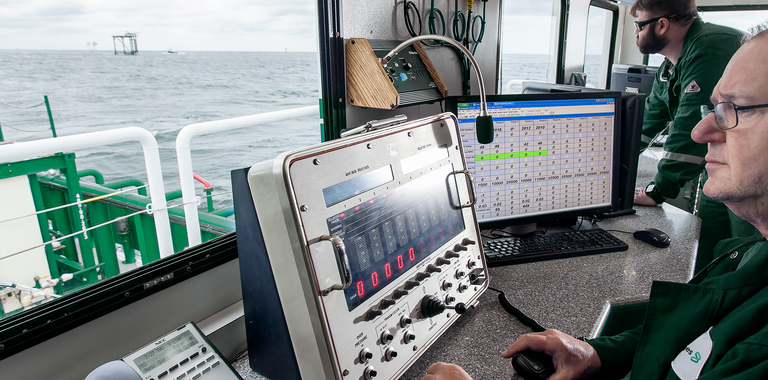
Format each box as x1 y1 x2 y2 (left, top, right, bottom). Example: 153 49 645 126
639 18 744 199
589 235 768 379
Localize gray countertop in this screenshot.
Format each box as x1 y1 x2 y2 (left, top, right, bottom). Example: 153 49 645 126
234 151 701 380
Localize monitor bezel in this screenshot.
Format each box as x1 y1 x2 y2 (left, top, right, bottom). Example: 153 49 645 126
445 91 624 230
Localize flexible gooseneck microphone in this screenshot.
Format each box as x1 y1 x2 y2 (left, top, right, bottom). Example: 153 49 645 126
380 35 494 144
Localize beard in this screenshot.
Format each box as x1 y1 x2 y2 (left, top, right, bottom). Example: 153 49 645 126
637 28 667 55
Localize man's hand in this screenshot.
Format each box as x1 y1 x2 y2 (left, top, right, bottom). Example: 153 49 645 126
421 362 473 380
634 186 660 206
502 329 601 380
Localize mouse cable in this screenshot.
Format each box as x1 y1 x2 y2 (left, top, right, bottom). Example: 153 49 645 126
602 229 634 235
487 287 547 333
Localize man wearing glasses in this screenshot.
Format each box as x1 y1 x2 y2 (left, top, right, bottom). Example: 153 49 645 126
423 24 768 380
629 0 753 273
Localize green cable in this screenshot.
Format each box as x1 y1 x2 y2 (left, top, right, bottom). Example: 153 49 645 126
470 0 486 55
428 0 446 36
452 0 466 41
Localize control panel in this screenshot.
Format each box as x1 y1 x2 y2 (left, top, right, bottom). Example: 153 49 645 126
237 113 487 380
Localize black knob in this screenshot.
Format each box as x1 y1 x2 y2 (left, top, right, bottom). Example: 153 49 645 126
455 270 465 279
420 295 446 318
393 289 409 299
442 281 453 291
380 299 396 309
404 280 420 290
400 316 412 327
426 265 442 273
445 295 455 304
461 238 476 246
404 332 416 343
403 63 412 70
453 244 468 252
415 272 430 281
451 302 467 314
366 309 383 320
467 261 476 269
458 284 469 293
435 257 451 266
445 250 460 259
364 351 373 359
381 331 394 343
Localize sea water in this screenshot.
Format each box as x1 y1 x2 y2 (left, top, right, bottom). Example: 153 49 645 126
0 50 598 211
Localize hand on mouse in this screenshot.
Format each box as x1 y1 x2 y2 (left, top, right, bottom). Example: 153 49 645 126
503 329 601 380
421 362 474 380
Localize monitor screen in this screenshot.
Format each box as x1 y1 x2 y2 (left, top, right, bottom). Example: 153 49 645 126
446 92 623 228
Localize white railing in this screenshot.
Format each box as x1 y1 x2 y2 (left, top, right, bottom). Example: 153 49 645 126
0 127 175 258
176 105 320 247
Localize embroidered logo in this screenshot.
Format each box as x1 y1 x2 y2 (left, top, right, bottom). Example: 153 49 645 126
685 80 701 93
672 327 713 380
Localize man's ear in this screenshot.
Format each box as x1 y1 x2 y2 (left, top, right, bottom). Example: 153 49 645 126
657 17 671 34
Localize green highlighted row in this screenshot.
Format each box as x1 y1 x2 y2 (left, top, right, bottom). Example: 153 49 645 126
475 150 548 161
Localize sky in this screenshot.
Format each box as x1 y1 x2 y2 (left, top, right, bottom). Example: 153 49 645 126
0 1 766 53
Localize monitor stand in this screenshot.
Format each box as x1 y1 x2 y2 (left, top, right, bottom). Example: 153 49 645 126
601 208 637 219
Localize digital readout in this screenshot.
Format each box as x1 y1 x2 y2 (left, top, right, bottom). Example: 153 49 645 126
133 330 199 374
327 165 465 311
322 165 394 207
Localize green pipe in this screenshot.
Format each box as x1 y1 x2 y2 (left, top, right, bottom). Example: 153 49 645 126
103 179 148 196
205 189 214 212
77 169 105 185
165 189 183 201
210 206 234 218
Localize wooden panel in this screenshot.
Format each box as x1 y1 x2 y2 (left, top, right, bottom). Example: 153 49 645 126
346 38 399 110
413 42 448 98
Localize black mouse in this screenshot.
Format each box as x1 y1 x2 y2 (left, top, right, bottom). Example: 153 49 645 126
511 350 555 380
633 228 671 248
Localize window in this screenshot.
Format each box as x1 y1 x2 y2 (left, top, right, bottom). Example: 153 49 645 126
584 5 614 89
500 1 561 93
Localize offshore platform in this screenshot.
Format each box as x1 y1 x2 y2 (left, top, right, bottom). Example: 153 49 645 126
112 32 138 55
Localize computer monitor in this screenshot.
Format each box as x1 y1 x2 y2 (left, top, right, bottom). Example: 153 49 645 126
446 92 623 231
521 82 646 215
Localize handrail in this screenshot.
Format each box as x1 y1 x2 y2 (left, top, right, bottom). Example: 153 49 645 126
0 127 175 258
176 105 320 247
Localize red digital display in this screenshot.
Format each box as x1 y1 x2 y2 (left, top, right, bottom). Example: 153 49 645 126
371 272 379 287
409 247 415 261
384 263 392 278
397 255 404 269
356 281 365 297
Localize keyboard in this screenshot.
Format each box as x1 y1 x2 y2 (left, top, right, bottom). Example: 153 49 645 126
482 228 628 266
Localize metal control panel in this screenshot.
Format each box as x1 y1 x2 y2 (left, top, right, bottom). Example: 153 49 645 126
237 113 487 380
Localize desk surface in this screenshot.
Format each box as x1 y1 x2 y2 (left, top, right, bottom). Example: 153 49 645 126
234 153 700 380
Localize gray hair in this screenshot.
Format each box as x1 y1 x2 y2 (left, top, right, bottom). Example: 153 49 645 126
742 21 768 45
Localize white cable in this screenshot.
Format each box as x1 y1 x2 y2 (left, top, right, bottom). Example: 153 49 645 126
0 184 149 225
0 121 51 132
0 190 229 262
0 102 45 115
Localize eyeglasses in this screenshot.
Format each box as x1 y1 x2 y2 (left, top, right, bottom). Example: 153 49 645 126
701 102 768 130
634 14 678 32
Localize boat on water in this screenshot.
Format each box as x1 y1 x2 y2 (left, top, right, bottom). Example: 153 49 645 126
0 1 766 379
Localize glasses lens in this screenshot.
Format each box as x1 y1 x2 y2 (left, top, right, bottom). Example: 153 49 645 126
714 102 737 129
634 21 642 32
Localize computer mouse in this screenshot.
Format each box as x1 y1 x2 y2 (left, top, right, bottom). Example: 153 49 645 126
633 228 671 248
511 350 554 380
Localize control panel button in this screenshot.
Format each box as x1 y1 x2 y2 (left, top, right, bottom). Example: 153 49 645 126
415 272 430 281
403 280 420 290
453 244 468 252
364 366 378 379
379 299 396 309
403 331 416 344
385 347 398 361
467 260 477 269
455 270 466 279
381 331 394 344
426 265 441 273
435 257 451 266
366 309 383 321
400 316 412 327
445 295 455 305
444 250 460 259
461 238 476 246
359 348 373 363
441 281 453 291
393 289 409 299
457 284 469 293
